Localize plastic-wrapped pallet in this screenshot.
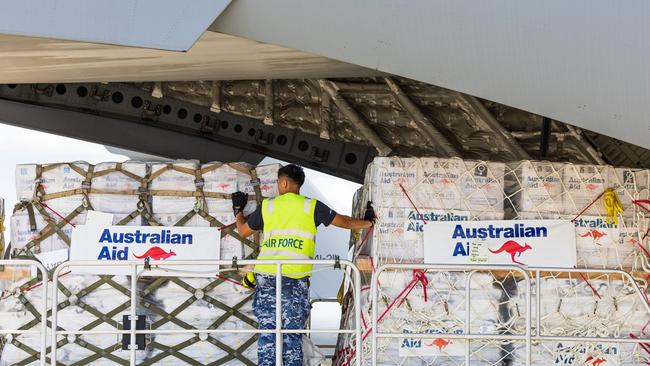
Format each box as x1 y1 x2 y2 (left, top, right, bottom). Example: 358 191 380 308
335 271 510 366
504 160 565 218
505 162 650 219
515 212 648 270
2 160 291 365
146 161 282 365
15 162 147 215
151 161 280 260
569 215 648 269
609 167 650 218
149 161 279 214
562 164 610 216
149 277 258 365
366 157 505 216
507 276 650 365
0 265 137 365
10 203 141 257
506 162 650 271
357 157 505 263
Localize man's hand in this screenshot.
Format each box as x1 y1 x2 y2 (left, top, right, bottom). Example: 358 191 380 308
363 201 377 224
231 191 249 216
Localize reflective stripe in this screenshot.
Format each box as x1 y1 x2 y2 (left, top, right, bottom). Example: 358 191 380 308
304 198 312 213
257 249 311 260
267 198 274 214
263 229 316 242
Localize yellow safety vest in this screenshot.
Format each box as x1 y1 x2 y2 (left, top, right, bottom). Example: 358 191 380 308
254 193 317 279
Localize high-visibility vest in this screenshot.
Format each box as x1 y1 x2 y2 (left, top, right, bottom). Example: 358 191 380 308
254 193 317 279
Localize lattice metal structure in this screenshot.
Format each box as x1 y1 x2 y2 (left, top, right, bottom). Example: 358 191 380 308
3 161 272 365
1 78 648 185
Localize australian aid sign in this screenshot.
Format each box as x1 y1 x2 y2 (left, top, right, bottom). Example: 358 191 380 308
423 220 576 267
70 225 221 276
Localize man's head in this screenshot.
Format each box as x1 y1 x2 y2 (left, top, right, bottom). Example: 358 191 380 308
277 164 305 194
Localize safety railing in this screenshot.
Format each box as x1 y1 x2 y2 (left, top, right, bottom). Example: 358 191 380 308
370 264 650 366
0 259 48 366
50 259 362 366
370 263 532 366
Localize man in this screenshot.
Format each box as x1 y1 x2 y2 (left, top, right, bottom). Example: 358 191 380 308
231 164 375 366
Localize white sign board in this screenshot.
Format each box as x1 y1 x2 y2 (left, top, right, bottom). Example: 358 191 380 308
32 249 69 277
70 225 221 276
423 220 576 267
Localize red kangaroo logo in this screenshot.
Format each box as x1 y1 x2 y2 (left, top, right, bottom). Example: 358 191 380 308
585 355 607 366
628 237 641 246
425 338 450 350
392 227 404 235
542 182 554 188
586 183 600 191
489 240 532 266
580 230 607 240
440 178 451 184
217 183 231 190
134 247 176 260
260 184 272 192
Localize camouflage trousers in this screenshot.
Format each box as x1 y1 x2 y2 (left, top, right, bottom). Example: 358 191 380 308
254 274 311 366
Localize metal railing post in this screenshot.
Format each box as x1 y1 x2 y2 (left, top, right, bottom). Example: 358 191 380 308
0 260 48 366
350 260 363 366
51 260 65 365
130 262 138 365
370 265 379 366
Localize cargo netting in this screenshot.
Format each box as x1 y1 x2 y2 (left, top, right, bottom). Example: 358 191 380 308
0 160 282 365
336 157 650 366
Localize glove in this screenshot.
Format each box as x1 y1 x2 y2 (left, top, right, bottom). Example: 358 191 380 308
231 191 249 216
363 201 377 223
241 272 256 289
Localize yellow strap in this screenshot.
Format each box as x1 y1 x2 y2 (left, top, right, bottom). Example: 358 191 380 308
336 276 345 305
603 188 624 225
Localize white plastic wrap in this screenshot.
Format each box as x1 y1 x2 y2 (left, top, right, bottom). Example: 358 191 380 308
10 208 141 254
508 277 650 365
367 157 505 216
149 160 200 214
337 272 508 366
505 160 565 215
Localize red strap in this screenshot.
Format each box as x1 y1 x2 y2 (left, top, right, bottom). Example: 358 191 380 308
578 272 601 299
360 310 368 329
634 200 650 214
398 270 428 306
630 237 650 259
571 191 606 222
35 200 76 228
21 271 71 293
399 183 426 225
217 274 248 289
629 333 650 357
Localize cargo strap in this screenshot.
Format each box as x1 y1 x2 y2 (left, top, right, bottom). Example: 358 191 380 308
9 161 269 365
398 183 426 225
